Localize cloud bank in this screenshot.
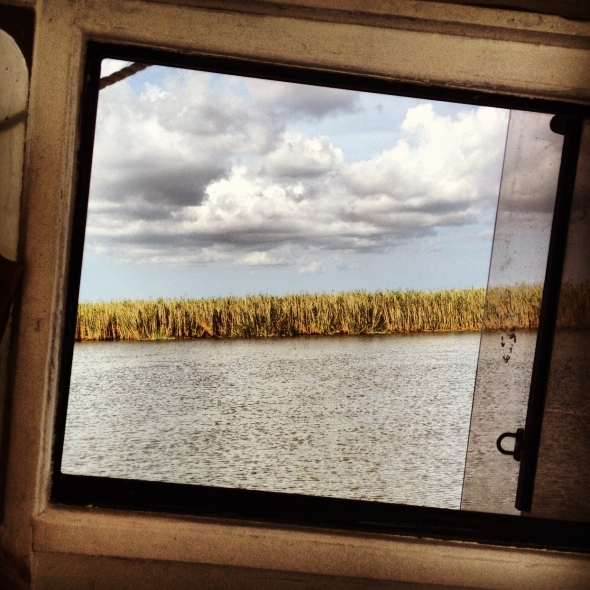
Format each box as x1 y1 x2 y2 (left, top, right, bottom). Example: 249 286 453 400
87 62 510 273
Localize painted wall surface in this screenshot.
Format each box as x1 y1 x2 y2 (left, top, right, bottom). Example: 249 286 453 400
0 29 26 262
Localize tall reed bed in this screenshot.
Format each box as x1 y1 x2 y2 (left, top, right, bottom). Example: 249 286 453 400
75 284 590 341
554 282 590 328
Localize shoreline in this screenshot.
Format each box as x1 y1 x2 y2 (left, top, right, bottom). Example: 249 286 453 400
75 328 547 344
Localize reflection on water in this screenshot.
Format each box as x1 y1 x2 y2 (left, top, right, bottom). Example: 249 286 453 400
532 329 590 522
63 333 485 508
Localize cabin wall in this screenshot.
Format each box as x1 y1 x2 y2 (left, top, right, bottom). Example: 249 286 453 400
1 1 590 588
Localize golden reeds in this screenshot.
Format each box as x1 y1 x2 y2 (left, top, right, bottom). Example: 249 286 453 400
75 284 590 341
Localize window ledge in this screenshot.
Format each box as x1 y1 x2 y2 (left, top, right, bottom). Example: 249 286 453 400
33 506 590 590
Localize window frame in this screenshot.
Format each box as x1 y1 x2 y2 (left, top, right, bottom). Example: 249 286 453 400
51 39 590 554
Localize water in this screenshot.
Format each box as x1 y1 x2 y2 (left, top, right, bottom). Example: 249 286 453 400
63 332 482 509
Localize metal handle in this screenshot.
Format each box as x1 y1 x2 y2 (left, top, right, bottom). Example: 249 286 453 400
496 428 525 462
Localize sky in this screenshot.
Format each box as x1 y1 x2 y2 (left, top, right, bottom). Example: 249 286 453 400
486 110 564 288
78 59 514 302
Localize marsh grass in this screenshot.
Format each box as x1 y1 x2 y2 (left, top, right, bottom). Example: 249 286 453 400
75 284 590 341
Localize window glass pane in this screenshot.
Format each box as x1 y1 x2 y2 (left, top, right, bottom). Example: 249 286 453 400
531 118 590 522
61 59 562 511
461 111 564 514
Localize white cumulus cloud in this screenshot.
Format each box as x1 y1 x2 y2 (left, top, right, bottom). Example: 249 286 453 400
85 65 510 274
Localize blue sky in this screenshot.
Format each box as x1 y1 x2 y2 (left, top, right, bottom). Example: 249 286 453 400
79 60 512 301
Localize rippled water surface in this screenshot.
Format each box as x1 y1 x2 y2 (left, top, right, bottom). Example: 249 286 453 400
63 333 482 508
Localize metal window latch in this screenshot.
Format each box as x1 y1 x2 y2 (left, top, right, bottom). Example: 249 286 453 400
496 428 525 462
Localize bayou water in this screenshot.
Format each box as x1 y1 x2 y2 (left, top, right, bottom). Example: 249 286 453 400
62 332 529 509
